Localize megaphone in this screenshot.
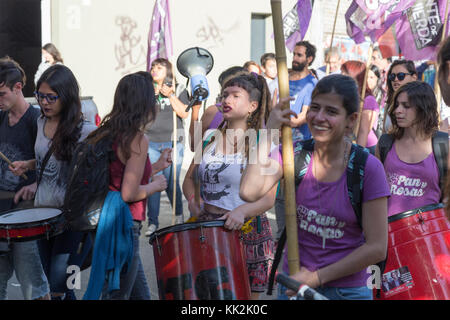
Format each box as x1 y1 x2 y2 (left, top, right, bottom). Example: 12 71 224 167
176 47 214 112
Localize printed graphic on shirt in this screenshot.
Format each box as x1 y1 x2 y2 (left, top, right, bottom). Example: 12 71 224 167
201 161 231 201
0 142 23 191
387 172 427 197
297 204 346 247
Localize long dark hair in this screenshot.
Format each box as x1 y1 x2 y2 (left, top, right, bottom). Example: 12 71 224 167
388 81 438 139
36 64 82 161
86 71 157 160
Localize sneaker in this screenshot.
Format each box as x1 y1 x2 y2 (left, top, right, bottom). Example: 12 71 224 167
175 215 184 224
145 224 157 237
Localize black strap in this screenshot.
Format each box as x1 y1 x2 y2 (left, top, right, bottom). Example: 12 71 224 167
267 227 286 295
37 145 54 187
431 131 449 199
378 133 394 164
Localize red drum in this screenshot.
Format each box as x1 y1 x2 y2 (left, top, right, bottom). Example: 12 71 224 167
149 220 251 300
376 203 450 300
0 207 65 242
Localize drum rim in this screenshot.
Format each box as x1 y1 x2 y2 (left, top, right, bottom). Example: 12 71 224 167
0 206 63 226
388 203 444 223
148 219 226 243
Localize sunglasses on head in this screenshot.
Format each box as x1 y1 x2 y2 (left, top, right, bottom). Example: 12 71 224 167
388 72 414 81
34 91 59 104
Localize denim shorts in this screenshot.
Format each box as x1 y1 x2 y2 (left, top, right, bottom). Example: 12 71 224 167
0 240 50 300
278 283 373 300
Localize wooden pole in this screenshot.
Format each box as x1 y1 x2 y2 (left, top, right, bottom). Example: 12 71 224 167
355 43 374 137
435 0 450 123
270 0 300 275
326 0 341 75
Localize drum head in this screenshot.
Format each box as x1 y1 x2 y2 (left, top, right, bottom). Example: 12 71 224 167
0 207 62 224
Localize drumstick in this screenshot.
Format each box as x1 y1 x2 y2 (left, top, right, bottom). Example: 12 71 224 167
0 151 28 180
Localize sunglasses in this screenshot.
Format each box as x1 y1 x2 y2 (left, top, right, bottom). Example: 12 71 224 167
388 72 414 82
34 91 60 104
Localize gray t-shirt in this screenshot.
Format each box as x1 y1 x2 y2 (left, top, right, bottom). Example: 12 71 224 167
0 105 40 192
34 116 97 207
144 83 190 142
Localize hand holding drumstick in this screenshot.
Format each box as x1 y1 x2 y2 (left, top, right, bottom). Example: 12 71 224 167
0 151 28 180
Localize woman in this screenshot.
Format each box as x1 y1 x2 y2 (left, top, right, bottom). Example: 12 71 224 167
34 43 64 86
376 81 447 218
438 36 450 220
240 74 389 300
383 60 418 133
11 64 96 300
341 60 380 154
83 71 170 299
145 58 190 236
183 72 276 299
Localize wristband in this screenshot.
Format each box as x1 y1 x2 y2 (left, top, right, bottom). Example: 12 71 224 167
188 194 195 203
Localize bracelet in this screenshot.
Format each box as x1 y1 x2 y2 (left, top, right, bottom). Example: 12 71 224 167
188 194 195 203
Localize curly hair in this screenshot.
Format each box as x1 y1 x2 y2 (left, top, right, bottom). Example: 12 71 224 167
387 81 438 139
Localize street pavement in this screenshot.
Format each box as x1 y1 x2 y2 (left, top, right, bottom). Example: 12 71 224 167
5 166 280 301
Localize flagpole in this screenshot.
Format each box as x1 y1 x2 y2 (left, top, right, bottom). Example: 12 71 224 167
355 43 374 137
435 0 450 123
270 0 300 276
326 0 341 75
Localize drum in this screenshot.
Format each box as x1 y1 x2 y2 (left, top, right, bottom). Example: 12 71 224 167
149 220 251 300
0 207 65 242
375 203 450 300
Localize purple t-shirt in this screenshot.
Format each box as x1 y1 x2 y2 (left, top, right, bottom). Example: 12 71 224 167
384 143 440 217
275 143 390 287
363 95 380 148
208 109 223 130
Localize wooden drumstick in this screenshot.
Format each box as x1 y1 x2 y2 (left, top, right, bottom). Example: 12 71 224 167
0 151 28 180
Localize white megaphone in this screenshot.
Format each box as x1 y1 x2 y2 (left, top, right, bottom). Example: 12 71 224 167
176 47 214 112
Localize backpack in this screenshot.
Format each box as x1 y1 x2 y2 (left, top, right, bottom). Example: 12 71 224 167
63 135 115 232
267 139 387 295
378 132 449 200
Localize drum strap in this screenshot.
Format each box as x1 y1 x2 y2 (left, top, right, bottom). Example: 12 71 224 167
37 145 55 187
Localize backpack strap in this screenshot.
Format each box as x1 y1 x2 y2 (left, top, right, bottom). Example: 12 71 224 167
431 130 449 200
346 144 370 229
378 133 394 164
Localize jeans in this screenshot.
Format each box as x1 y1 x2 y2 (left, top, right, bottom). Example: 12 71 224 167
102 220 150 300
0 240 50 300
147 141 184 228
38 229 87 295
277 283 373 300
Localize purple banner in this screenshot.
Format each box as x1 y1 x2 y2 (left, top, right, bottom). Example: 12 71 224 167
346 0 416 44
283 0 313 51
147 0 173 71
396 0 450 60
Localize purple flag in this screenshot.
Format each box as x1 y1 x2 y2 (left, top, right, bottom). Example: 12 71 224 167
283 0 313 52
346 0 416 44
147 0 173 71
396 0 450 60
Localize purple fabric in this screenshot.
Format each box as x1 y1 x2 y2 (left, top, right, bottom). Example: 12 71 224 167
281 152 390 287
345 0 416 44
147 0 173 71
208 109 223 130
283 0 313 52
363 95 380 148
396 0 450 61
384 143 441 217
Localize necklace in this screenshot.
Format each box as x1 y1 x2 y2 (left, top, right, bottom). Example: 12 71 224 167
313 140 350 249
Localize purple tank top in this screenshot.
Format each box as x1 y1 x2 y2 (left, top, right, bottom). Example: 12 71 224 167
208 110 223 130
384 143 441 217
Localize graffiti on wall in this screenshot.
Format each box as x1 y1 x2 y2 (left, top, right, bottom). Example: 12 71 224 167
195 17 240 50
114 16 147 75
